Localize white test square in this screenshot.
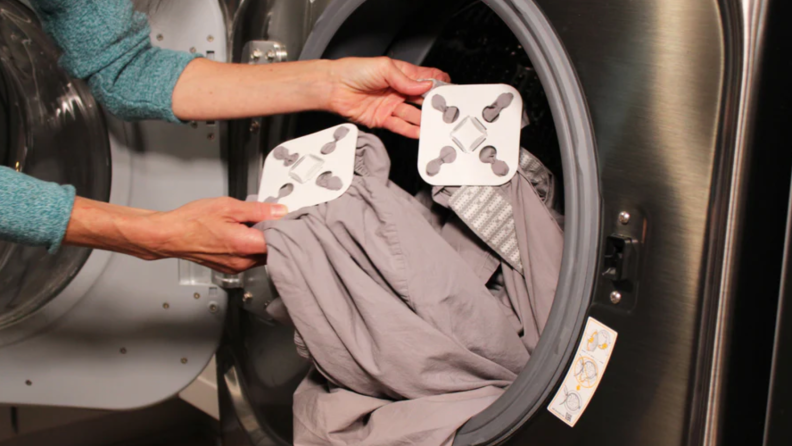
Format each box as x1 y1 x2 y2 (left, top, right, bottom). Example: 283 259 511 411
418 84 523 186
258 124 358 211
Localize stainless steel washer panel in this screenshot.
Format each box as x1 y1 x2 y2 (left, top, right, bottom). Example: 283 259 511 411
507 0 731 444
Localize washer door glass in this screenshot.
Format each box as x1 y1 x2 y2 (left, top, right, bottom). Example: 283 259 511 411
0 0 110 328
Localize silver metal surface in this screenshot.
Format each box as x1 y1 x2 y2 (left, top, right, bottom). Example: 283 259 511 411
227 0 330 200
528 0 747 444
212 272 244 289
235 266 279 321
703 1 767 445
610 291 623 305
619 212 631 225
242 41 287 65
223 364 278 446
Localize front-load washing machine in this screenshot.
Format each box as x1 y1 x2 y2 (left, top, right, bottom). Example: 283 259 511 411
219 1 792 445
2 0 791 445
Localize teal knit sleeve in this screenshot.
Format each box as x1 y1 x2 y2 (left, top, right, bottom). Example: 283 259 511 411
0 167 76 253
29 0 202 123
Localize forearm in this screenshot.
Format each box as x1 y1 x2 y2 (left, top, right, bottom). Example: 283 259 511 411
172 59 334 121
63 196 284 274
63 197 163 260
0 167 75 253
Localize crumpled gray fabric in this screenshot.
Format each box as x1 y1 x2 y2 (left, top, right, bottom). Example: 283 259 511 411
431 149 564 353
256 131 563 445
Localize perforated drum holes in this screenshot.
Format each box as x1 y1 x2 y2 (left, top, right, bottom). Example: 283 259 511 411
264 183 295 203
258 124 358 211
426 146 457 176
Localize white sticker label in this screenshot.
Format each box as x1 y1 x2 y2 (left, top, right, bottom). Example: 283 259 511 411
258 124 358 211
418 84 522 186
548 317 618 427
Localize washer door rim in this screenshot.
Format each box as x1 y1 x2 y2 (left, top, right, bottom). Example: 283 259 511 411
0 0 111 330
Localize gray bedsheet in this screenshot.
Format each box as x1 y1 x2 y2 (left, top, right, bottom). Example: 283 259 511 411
257 132 563 445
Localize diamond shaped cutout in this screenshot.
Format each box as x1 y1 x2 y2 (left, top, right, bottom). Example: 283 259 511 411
450 116 487 153
289 154 324 184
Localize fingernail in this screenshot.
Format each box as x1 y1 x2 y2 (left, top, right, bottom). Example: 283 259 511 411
272 204 288 218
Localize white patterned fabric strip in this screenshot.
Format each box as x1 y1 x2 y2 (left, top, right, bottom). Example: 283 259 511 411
449 186 523 272
446 149 556 273
519 149 554 205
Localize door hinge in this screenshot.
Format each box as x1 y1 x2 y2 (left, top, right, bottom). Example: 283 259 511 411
241 40 287 65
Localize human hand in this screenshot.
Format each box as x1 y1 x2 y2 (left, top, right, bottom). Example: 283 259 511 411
142 198 287 274
64 197 286 274
325 57 451 139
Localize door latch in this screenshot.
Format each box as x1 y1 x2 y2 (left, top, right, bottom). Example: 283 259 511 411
602 234 638 283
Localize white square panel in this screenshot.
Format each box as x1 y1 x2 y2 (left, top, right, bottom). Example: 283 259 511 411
418 84 522 186
258 124 358 211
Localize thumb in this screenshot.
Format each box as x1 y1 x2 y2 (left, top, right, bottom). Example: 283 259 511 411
385 63 433 97
235 201 288 223
233 226 269 255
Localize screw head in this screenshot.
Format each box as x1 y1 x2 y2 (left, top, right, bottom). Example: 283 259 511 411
242 292 253 304
181 358 188 364
610 291 622 304
266 49 276 60
208 302 219 313
207 133 215 141
249 121 260 133
120 347 127 354
193 292 201 299
618 212 631 225
207 35 214 43
25 380 32 386
156 34 164 41
189 121 198 129
189 47 196 53
162 302 170 309
251 49 263 60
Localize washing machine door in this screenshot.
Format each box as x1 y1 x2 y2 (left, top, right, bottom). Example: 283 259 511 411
0 0 110 330
0 0 229 411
